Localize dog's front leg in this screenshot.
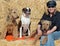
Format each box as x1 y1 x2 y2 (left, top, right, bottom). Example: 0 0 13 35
32 33 42 45
42 36 48 45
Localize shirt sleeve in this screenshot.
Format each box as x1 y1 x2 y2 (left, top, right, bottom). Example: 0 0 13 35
55 16 60 28
55 12 60 31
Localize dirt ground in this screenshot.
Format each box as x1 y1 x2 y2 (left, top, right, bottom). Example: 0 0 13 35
0 39 60 46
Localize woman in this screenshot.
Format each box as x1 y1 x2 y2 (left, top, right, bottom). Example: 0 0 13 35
33 1 60 46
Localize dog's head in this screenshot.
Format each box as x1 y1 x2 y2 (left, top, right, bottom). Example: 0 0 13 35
8 8 18 18
41 20 51 31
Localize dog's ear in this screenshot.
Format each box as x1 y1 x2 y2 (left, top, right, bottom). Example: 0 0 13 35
49 21 52 26
41 20 52 25
40 20 45 24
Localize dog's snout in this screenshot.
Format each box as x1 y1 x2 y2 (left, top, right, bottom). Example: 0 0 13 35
43 29 46 30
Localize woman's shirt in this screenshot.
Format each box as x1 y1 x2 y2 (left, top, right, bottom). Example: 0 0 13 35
38 11 60 31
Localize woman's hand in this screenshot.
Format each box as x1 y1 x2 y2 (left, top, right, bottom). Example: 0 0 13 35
47 26 57 35
47 30 52 35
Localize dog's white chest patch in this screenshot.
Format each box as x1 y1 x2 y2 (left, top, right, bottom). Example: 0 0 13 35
21 15 30 25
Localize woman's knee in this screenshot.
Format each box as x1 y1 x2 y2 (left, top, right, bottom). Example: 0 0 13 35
47 33 54 40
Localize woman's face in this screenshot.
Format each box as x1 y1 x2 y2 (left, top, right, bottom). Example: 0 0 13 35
48 7 56 14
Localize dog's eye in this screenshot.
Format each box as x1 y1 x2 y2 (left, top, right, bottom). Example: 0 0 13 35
47 24 49 25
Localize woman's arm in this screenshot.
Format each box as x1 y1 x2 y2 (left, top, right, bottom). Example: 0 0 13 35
47 26 57 34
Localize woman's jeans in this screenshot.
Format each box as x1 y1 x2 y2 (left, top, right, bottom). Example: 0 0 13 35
40 31 60 46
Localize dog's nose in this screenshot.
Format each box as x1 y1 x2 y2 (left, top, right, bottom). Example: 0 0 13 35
44 29 46 30
43 29 47 32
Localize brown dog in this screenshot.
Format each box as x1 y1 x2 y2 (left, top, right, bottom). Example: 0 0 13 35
26 20 51 45
40 20 51 44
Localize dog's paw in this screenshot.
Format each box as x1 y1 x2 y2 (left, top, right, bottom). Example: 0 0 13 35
42 37 48 45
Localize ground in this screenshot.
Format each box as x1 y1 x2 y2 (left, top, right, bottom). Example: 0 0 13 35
0 39 60 46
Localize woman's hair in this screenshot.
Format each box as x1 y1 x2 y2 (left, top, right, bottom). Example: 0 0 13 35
44 6 57 15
